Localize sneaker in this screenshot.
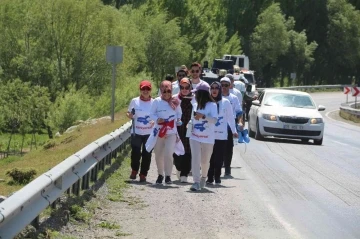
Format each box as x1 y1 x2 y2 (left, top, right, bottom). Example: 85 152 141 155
225 167 231 176
215 178 221 185
190 182 201 191
180 176 188 183
165 176 172 184
200 177 206 189
176 170 181 180
156 175 164 185
129 170 137 180
139 174 146 182
206 178 214 184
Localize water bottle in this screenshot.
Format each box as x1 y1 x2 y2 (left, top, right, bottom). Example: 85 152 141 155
233 136 238 146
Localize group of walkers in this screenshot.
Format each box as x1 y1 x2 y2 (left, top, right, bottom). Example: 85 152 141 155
126 62 248 191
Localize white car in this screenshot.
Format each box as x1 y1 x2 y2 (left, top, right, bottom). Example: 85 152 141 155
248 89 325 145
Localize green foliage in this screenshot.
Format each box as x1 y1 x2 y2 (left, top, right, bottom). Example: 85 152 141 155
69 204 91 222
97 221 120 229
47 86 93 133
6 168 37 184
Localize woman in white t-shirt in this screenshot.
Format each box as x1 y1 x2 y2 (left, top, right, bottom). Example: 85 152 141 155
189 81 218 191
150 80 182 185
127 80 154 183
207 81 238 185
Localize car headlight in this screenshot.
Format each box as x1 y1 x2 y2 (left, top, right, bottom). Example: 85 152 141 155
310 118 323 124
262 114 277 121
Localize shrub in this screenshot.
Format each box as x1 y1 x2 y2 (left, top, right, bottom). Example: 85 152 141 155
6 168 37 184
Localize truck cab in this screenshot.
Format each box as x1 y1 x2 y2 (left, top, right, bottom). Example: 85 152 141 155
223 55 249 70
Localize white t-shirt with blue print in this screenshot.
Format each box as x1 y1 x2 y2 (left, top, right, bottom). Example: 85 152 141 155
128 97 154 135
214 98 236 140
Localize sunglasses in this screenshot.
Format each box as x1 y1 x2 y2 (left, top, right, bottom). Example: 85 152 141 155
191 70 200 73
141 87 151 91
162 89 172 94
178 74 186 77
210 87 219 90
221 84 230 87
180 85 190 90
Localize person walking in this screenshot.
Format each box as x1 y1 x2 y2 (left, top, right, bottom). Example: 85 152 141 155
207 81 237 184
189 62 204 89
151 80 182 185
173 78 193 183
127 80 154 182
220 77 243 176
189 81 218 191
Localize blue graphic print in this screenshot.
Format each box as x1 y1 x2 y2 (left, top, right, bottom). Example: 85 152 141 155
194 121 208 132
153 127 158 136
215 117 223 126
137 115 151 125
164 115 175 122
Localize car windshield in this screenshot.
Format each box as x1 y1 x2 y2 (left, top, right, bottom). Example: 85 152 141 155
263 92 315 109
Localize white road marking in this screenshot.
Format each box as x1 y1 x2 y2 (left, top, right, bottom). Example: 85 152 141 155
325 109 356 127
331 140 348 146
267 204 303 239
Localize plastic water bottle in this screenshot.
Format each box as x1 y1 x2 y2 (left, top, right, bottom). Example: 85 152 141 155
233 137 238 146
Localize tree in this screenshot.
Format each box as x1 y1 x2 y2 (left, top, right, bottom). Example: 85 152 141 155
251 3 290 86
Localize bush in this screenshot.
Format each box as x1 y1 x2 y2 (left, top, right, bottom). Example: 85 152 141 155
6 168 37 184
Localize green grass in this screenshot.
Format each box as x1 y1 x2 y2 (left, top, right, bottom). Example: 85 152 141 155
0 132 49 155
97 221 121 230
0 109 129 196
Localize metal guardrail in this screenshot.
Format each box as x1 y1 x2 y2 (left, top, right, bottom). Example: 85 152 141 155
0 122 132 239
340 102 360 118
257 84 354 92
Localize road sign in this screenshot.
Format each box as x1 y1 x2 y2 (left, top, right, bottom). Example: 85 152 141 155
352 87 360 96
344 86 351 94
106 46 123 64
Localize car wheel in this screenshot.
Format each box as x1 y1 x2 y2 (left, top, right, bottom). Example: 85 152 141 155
301 139 309 143
248 116 255 138
255 119 264 141
314 138 323 145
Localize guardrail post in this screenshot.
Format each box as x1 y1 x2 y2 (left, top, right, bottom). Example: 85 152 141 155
66 188 71 195
91 167 97 182
81 173 89 190
72 180 80 196
51 198 59 209
31 216 40 229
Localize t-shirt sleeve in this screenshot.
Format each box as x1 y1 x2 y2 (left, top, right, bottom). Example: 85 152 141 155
150 99 159 122
206 103 218 124
128 99 135 112
226 101 236 134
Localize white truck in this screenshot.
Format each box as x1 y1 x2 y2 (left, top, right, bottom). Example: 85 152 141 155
222 54 250 70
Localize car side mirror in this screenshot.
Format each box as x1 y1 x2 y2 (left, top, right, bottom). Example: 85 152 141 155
252 100 260 106
318 105 326 111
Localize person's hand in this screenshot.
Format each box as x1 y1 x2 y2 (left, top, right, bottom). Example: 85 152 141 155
233 132 238 138
194 112 204 120
150 120 155 127
157 118 165 124
127 112 134 119
237 123 244 131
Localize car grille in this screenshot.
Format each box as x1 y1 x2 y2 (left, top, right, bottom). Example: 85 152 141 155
264 127 321 136
279 116 309 124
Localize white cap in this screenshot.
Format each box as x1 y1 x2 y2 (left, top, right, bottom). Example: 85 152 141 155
220 77 231 84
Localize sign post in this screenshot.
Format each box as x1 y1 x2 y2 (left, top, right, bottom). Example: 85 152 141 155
352 86 360 109
106 46 123 123
344 86 351 103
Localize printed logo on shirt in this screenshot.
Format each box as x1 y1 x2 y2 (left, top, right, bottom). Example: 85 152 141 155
165 115 175 122
137 115 151 125
153 127 158 136
215 117 223 127
193 121 208 132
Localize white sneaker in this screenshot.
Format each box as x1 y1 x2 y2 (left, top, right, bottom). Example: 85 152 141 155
176 170 181 180
180 176 187 183
190 182 201 191
200 177 206 189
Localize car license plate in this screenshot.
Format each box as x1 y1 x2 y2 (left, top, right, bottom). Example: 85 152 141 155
283 124 303 130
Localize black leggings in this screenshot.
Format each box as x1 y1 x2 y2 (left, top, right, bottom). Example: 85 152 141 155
130 134 152 176
173 153 191 177
208 140 227 179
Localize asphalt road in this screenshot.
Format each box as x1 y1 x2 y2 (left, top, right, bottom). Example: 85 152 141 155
231 91 360 238
62 92 360 239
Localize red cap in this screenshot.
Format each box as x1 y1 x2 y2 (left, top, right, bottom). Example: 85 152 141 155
140 80 152 90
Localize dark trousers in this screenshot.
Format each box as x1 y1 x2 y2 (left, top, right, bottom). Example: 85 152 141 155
173 153 191 176
208 140 227 180
224 126 234 172
131 134 152 176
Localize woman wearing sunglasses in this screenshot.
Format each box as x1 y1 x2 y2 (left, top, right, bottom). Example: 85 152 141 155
127 80 154 182
150 80 182 185
173 78 193 183
189 81 218 191
207 82 238 185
